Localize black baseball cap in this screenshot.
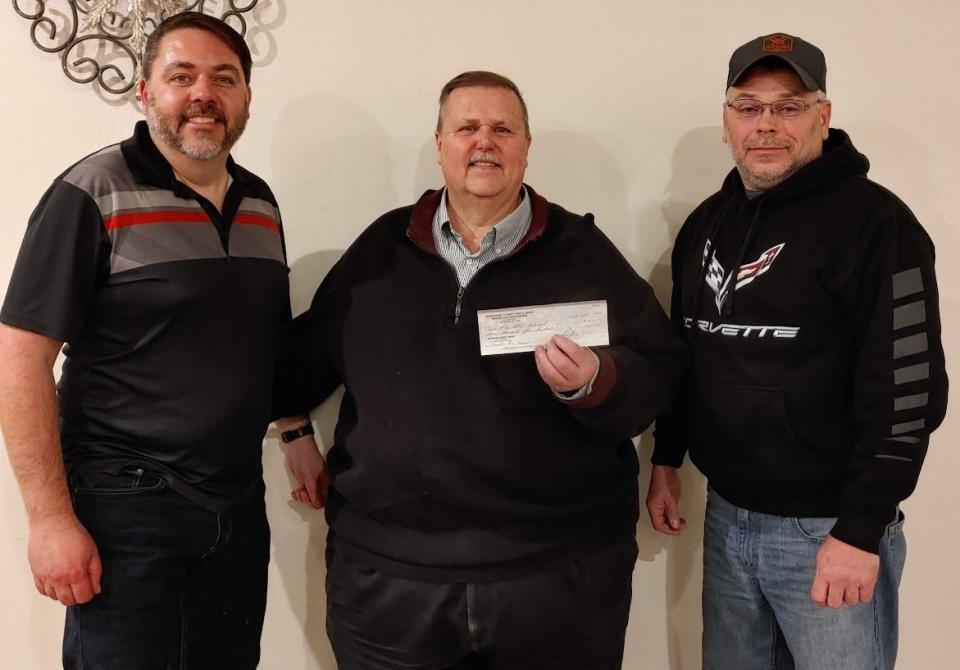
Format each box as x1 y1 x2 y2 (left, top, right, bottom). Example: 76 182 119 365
727 33 826 92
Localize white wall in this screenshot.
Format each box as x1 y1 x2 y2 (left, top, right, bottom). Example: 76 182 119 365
1 1 957 668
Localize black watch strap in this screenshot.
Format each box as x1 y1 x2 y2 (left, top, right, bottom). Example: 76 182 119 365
280 423 315 443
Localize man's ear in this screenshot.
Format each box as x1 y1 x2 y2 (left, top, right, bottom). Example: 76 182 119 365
138 79 149 113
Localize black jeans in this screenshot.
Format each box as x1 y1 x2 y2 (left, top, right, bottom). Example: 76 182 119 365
326 535 639 670
63 467 269 670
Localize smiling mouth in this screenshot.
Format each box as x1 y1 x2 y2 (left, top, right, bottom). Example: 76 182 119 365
182 115 224 128
469 161 500 168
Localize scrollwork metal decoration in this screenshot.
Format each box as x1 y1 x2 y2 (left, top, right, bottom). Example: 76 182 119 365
12 0 259 97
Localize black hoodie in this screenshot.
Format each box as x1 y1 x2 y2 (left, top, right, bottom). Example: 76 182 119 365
653 129 948 553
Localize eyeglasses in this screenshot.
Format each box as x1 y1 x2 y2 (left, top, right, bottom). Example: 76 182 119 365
725 98 823 120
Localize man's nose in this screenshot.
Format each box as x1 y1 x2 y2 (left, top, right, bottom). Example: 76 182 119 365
756 105 779 132
189 76 215 101
474 124 496 148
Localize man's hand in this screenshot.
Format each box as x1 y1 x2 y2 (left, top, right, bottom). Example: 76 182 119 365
28 513 101 606
282 435 330 509
811 535 880 608
646 465 686 535
534 335 598 393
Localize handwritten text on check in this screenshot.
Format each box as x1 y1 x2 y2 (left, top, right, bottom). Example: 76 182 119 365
477 300 609 356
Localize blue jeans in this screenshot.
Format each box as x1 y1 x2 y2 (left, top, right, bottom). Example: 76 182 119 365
63 466 269 670
702 489 906 670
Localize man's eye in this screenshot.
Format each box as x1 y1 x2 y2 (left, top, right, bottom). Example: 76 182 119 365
171 74 191 84
777 102 803 115
494 126 513 134
734 101 761 115
215 76 236 86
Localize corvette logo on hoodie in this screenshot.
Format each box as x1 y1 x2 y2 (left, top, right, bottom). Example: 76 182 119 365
703 241 785 314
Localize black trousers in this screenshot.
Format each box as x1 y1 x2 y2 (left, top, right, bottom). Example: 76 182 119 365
325 535 638 670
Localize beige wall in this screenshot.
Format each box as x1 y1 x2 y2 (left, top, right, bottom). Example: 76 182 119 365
1 1 956 667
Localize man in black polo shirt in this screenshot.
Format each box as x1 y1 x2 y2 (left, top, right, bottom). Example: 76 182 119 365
0 13 291 669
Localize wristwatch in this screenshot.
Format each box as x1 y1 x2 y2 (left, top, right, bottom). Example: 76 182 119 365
280 423 315 443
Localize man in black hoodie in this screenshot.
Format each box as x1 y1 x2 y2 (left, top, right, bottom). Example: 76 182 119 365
647 33 947 670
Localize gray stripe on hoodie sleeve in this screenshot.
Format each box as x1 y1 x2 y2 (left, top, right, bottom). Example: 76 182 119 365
894 363 929 385
892 267 923 300
894 333 928 359
891 419 926 435
893 300 926 330
894 393 929 411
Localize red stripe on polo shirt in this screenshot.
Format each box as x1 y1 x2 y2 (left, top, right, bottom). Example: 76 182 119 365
104 210 210 231
234 213 279 232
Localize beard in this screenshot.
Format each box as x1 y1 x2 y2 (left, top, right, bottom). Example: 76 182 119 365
146 97 249 161
733 127 824 191
737 161 800 191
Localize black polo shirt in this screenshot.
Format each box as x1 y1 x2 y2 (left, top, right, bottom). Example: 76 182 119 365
1 121 290 510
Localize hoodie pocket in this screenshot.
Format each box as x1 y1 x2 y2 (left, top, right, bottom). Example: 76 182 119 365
693 379 833 493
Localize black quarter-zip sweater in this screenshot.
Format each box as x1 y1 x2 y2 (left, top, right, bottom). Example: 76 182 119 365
653 129 948 553
274 186 687 581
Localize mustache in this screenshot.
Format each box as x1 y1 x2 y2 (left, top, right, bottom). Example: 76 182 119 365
745 138 790 149
179 102 226 125
469 152 501 166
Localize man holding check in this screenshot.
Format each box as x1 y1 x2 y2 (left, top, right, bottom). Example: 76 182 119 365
274 70 686 670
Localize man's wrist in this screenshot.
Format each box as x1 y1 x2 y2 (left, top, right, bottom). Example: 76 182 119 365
280 422 315 443
554 349 601 401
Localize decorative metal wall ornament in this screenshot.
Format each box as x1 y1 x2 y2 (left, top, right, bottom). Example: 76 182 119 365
12 0 260 97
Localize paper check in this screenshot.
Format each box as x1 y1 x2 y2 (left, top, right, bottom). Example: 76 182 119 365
477 300 609 356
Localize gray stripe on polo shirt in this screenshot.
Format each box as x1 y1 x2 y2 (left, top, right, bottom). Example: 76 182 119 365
108 223 225 274
894 362 929 385
230 224 285 263
894 333 928 359
237 196 281 219
95 189 267 221
892 267 923 300
891 419 925 435
875 454 914 462
894 393 929 411
433 188 531 288
63 145 135 197
94 189 195 218
893 300 926 330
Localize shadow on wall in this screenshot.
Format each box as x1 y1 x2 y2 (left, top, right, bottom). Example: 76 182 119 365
634 126 731 670
645 126 732 308
264 249 346 670
412 137 441 199
525 131 639 270
270 94 400 259
287 250 346 318
265 94 399 666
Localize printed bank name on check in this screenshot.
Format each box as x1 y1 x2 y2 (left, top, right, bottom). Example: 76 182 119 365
477 300 609 356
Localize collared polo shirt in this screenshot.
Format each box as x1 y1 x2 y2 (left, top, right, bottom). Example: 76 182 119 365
1 121 290 510
432 187 531 287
